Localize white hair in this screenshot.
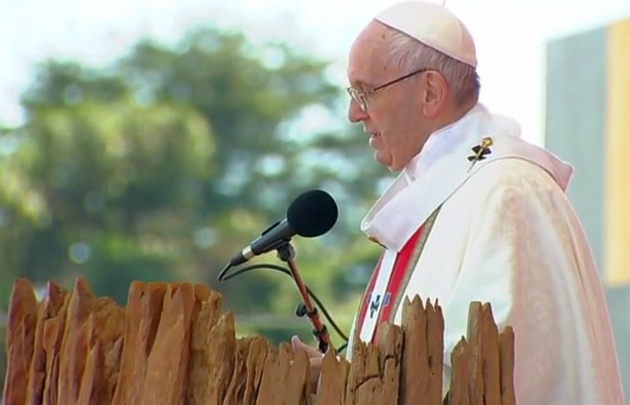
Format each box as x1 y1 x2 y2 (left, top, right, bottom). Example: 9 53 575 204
385 29 480 104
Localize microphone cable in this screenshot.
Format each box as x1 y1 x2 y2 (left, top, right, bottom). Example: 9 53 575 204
219 263 349 353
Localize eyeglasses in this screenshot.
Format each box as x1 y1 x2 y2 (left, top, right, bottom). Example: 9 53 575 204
346 67 428 112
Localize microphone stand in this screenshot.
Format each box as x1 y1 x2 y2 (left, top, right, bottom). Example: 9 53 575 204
276 241 331 354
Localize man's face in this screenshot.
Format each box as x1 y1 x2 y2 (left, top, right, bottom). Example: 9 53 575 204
346 23 426 172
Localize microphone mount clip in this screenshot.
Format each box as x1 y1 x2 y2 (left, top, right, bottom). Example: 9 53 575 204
275 241 331 354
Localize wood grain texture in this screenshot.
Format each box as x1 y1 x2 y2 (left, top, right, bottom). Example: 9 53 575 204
2 280 514 405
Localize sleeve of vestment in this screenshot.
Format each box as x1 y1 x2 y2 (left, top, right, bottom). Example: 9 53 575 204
439 170 571 403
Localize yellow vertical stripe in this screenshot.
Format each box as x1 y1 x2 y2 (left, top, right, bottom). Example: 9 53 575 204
605 19 630 286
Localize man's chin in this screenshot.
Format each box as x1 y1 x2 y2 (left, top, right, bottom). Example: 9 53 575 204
374 152 401 172
374 152 389 167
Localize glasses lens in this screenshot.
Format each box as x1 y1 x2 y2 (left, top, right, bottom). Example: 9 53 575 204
347 87 367 111
359 97 366 111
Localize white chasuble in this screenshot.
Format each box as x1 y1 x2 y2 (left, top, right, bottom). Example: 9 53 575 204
345 104 624 405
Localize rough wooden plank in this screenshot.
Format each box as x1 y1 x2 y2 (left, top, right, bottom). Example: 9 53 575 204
400 295 429 405
447 338 470 405
201 312 237 405
75 323 103 405
140 283 195 405
242 337 269 405
186 290 225 405
256 343 295 405
344 339 364 405
57 278 95 405
284 348 310 405
26 281 67 405
55 287 124 405
2 278 38 405
466 302 484 405
194 283 211 304
41 292 71 405
481 304 501 405
111 282 168 405
84 295 124 405
255 349 279 405
499 327 516 405
426 299 445 405
376 323 403 405
222 337 252 405
39 285 123 405
318 348 350 405
353 344 382 405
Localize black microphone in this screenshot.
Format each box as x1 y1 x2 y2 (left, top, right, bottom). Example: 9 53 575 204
226 189 338 269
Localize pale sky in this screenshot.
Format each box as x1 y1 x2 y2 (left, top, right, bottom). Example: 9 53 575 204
1 0 630 145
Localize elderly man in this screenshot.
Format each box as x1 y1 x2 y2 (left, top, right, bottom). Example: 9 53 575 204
293 1 624 404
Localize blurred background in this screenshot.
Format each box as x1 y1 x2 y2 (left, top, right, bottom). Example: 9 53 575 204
1 0 629 398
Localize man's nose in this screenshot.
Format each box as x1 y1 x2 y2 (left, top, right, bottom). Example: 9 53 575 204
347 99 368 123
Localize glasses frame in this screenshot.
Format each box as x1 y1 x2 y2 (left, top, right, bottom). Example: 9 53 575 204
346 67 429 112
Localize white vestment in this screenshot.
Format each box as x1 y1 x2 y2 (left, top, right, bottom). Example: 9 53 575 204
346 103 625 405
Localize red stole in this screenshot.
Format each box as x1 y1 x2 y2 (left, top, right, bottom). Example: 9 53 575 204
354 206 441 344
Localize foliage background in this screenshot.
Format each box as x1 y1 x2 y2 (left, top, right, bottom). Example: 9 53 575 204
0 27 393 388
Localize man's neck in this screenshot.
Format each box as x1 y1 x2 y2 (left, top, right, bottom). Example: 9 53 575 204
427 99 477 135
403 100 480 181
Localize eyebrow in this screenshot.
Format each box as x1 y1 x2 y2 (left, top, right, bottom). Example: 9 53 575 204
349 78 374 91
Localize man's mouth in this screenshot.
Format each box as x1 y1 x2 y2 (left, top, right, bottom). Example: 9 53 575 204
368 132 381 145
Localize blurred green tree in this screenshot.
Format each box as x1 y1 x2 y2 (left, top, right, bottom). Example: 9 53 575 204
0 27 392 352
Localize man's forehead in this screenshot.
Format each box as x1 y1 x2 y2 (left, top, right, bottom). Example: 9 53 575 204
347 22 393 84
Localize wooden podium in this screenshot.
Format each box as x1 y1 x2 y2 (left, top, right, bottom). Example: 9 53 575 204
2 278 515 405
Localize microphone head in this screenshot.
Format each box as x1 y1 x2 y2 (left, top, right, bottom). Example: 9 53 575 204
286 189 338 238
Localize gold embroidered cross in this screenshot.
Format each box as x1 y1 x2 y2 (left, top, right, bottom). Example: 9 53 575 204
467 137 493 172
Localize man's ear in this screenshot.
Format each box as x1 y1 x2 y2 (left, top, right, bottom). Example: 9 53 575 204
422 71 449 118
